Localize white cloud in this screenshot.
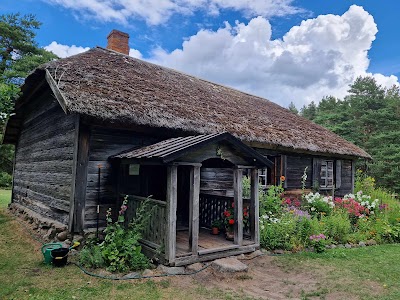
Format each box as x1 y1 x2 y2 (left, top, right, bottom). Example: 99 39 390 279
129 48 143 59
150 5 399 107
44 41 90 58
43 5 399 108
42 0 302 25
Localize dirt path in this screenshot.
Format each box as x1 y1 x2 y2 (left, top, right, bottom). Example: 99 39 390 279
167 254 355 300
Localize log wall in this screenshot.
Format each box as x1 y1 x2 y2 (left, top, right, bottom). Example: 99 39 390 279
335 159 353 196
285 155 313 189
13 89 76 225
83 126 158 230
200 167 234 197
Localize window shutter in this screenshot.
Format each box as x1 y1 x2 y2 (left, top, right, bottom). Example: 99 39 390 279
335 160 342 189
312 158 321 190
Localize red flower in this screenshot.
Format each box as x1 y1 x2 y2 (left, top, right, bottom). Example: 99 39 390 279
244 212 249 217
224 211 231 217
232 202 235 208
229 219 234 225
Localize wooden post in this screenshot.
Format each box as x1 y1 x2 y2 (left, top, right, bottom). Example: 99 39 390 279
189 166 200 255
233 168 243 246
351 160 355 193
166 165 178 264
250 168 259 244
70 118 90 233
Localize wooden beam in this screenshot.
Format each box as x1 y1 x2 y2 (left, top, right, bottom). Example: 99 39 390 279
172 162 202 167
351 160 355 193
174 244 258 266
189 166 200 255
70 120 90 233
45 69 69 114
233 168 243 246
236 165 257 169
198 244 239 255
250 168 259 244
69 115 80 231
166 165 178 265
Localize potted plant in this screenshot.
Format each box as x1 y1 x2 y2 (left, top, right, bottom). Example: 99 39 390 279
223 202 250 241
211 219 222 235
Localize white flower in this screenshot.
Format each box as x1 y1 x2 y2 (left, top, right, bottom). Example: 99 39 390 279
311 207 316 212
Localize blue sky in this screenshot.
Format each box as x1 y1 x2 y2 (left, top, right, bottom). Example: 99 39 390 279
1 0 399 107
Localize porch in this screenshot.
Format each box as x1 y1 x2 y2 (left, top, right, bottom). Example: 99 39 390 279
112 133 273 266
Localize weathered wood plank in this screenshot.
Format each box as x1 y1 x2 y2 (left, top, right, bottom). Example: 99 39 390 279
166 165 178 264
233 168 243 246
190 166 200 255
45 69 69 114
174 244 258 266
72 124 90 232
250 168 259 243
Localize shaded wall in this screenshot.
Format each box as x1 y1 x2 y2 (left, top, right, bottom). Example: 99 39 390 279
83 126 159 230
13 89 76 224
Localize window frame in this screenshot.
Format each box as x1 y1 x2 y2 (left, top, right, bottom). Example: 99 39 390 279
320 160 334 189
258 168 268 188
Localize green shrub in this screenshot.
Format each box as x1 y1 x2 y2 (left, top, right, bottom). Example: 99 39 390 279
100 197 153 272
79 196 154 273
260 213 297 250
320 210 351 243
259 184 284 217
79 242 105 269
0 172 12 188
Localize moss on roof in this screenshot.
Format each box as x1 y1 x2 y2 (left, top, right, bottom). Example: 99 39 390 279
33 47 369 158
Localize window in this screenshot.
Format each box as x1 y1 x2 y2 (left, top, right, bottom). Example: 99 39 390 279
320 160 334 188
258 169 267 188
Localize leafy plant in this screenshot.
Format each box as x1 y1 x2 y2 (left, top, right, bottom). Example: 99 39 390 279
309 234 326 253
259 181 285 217
100 196 153 272
79 240 105 269
211 219 222 229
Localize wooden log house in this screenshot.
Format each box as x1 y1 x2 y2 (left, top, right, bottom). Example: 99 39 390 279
2 30 370 265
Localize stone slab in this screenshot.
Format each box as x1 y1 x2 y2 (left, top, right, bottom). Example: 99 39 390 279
212 257 248 273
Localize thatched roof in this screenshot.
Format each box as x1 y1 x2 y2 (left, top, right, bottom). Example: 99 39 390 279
112 132 274 167
13 47 370 158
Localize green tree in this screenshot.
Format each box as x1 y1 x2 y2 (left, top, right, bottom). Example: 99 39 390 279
300 101 317 121
302 76 400 192
288 101 298 114
0 13 58 187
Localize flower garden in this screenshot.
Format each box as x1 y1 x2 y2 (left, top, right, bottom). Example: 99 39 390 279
258 174 400 252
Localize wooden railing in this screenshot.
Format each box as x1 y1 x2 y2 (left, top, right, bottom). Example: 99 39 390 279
125 195 166 250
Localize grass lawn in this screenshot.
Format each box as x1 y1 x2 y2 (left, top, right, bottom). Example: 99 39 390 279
276 245 400 299
0 189 11 208
0 199 253 300
1 187 400 299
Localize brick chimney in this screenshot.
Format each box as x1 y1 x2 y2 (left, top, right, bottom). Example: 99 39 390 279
106 30 130 55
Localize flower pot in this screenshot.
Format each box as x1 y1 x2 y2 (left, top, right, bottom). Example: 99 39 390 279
211 227 219 235
225 231 234 241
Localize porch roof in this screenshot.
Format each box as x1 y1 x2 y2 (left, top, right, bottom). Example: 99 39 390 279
111 132 273 167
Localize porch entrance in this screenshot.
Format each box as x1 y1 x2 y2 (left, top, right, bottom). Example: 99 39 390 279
112 133 273 266
175 159 237 257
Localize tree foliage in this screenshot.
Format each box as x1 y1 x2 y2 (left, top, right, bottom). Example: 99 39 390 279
0 13 58 187
300 76 400 192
